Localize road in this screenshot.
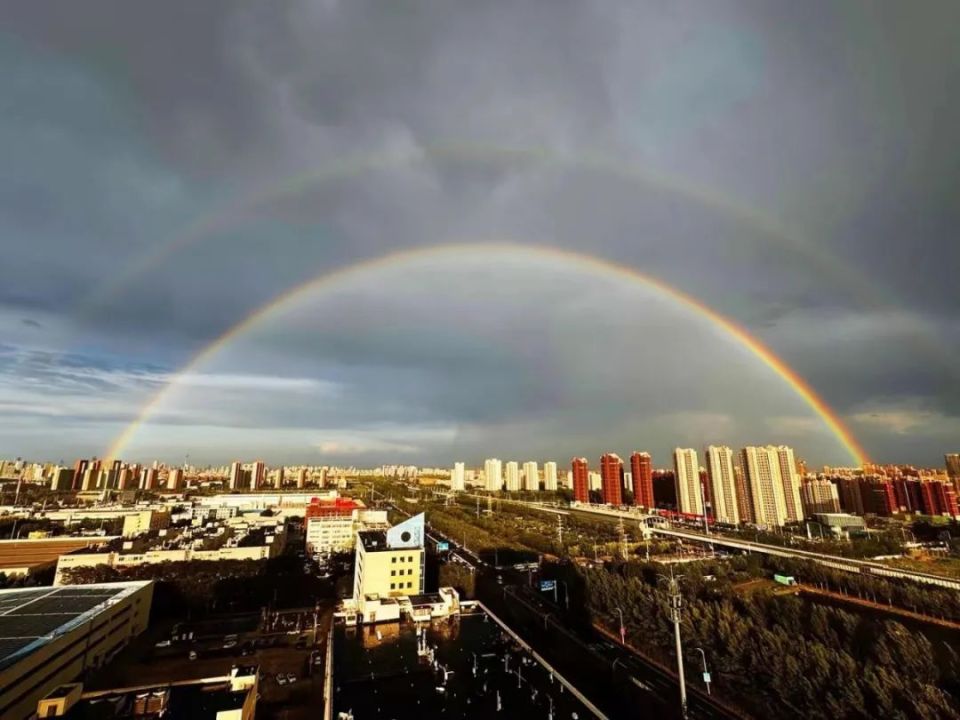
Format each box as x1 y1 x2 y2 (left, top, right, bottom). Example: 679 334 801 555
404 503 745 720
461 495 960 591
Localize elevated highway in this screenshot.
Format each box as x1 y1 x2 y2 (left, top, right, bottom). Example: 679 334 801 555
461 496 960 591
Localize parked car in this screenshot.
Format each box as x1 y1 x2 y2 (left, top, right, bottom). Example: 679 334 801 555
286 673 297 684
276 673 287 686
154 640 171 648
188 650 198 661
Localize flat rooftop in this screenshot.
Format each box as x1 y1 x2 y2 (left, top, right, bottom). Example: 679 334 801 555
65 683 248 719
0 536 116 570
357 530 388 551
334 612 595 719
0 581 151 671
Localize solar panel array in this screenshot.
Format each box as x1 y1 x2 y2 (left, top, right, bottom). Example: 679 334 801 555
0 586 126 669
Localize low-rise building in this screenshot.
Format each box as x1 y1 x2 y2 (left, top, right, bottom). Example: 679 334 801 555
54 527 285 585
0 581 153 720
37 664 258 719
353 514 425 614
304 497 388 555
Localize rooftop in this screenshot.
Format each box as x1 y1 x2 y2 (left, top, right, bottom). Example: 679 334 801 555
0 581 151 671
357 530 388 551
62 682 248 719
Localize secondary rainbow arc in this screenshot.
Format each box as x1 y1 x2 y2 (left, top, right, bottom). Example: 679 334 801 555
105 243 869 466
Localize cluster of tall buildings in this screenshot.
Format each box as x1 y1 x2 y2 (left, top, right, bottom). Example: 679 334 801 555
571 452 655 509
471 459 558 492
570 446 808 529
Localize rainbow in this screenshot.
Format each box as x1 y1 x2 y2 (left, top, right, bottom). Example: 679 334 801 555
80 142 885 319
104 243 869 465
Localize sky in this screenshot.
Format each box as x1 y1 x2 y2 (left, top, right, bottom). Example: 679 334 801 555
1 1 958 468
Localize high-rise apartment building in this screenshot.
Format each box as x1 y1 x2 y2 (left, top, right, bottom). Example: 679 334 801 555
297 468 307 489
229 462 243 491
733 465 754 523
600 454 623 506
50 467 74 492
451 462 465 492
572 458 589 503
740 447 788 527
673 448 703 516
947 454 960 482
705 446 739 524
72 459 89 491
543 461 558 491
251 461 266 490
800 478 841 514
167 468 183 491
484 459 503 491
522 461 539 491
630 452 655 509
505 462 520 492
140 467 158 491
775 446 805 522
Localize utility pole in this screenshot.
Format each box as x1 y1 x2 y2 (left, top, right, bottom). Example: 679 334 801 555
663 571 688 719
557 515 563 546
618 516 628 560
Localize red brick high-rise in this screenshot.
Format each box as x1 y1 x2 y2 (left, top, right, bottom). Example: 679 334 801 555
572 457 589 504
630 452 655 509
600 453 624 506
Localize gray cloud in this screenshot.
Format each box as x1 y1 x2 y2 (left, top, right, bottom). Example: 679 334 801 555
1 1 958 465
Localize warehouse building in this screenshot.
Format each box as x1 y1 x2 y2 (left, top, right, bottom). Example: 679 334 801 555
0 581 153 720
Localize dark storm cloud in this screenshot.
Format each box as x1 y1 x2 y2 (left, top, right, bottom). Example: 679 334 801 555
1 1 959 464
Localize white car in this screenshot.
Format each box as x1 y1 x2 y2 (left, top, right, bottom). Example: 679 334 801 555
276 673 287 685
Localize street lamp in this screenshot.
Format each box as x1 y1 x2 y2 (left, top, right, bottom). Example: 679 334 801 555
615 606 626 645
693 647 711 696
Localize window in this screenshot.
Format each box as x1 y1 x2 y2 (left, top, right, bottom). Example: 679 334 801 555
391 570 395 576
392 557 396 563
408 555 413 562
390 583 395 590
407 582 412 588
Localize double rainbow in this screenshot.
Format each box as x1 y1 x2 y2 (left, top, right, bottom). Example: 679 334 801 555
105 243 869 466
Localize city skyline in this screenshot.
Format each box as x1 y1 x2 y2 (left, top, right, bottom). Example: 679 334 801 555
2 3 959 467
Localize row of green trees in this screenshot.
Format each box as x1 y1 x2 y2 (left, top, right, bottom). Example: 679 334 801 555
580 559 960 719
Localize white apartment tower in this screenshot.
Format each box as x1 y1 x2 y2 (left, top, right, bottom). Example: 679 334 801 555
543 461 558 491
484 459 503 491
774 446 805 523
451 462 466 492
673 448 704 516
505 461 520 491
522 461 539 491
740 446 788 527
705 446 740 525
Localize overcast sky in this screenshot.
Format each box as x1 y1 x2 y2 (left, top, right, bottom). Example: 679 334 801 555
1 1 958 468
